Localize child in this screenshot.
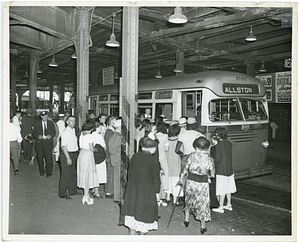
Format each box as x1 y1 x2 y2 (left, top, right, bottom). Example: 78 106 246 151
211 127 236 213
122 137 161 235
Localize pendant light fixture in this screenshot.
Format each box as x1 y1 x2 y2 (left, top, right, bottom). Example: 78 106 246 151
106 14 120 47
168 7 187 24
155 62 162 79
114 63 119 80
49 55 58 67
245 26 257 42
71 52 77 59
174 51 183 73
259 61 267 73
37 64 42 74
23 65 29 78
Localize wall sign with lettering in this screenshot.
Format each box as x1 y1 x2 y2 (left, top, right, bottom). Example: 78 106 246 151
275 71 291 103
222 84 259 94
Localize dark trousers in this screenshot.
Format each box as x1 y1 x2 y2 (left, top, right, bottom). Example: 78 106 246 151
106 161 114 194
36 139 53 176
22 139 33 161
58 151 77 197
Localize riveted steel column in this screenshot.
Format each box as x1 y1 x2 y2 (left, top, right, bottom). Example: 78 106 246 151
10 60 18 116
72 8 92 129
121 7 139 160
29 50 39 116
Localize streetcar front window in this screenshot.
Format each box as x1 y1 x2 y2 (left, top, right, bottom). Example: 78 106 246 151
209 98 242 122
240 99 267 121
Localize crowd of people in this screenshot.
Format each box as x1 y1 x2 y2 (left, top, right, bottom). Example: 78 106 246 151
9 108 237 235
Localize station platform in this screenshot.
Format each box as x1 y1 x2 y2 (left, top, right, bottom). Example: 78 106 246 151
4 140 293 241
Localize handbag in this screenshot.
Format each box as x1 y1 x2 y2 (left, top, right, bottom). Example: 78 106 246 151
94 144 106 164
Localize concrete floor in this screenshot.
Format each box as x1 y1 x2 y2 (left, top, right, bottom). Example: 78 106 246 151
4 140 294 241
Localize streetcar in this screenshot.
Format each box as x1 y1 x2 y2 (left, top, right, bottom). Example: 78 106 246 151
89 71 272 179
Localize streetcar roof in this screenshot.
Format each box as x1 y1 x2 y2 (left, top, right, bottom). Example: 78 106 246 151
89 71 265 97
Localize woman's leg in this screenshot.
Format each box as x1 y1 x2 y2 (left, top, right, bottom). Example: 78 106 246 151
184 209 189 222
201 220 206 229
218 194 225 208
226 193 231 206
129 228 137 235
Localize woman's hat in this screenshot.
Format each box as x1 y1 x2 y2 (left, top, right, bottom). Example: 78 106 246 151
178 117 187 126
140 137 159 148
187 117 197 125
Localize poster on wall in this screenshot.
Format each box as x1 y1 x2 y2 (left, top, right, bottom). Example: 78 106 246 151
260 75 272 87
266 89 272 101
275 71 291 103
102 66 114 86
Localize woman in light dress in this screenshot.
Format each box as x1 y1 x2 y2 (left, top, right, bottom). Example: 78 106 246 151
77 120 99 205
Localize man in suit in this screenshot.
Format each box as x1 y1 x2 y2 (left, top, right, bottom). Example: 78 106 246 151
32 111 56 177
108 119 122 203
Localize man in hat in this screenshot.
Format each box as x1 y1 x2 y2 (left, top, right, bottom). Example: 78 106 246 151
108 118 122 203
32 111 57 177
20 108 35 164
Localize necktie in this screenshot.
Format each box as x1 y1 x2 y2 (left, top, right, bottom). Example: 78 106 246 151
43 122 47 136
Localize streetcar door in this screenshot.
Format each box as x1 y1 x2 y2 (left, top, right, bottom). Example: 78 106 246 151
181 91 202 118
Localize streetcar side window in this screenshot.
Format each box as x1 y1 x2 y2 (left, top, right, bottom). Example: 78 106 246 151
155 103 173 121
138 104 153 120
240 99 267 121
209 98 242 122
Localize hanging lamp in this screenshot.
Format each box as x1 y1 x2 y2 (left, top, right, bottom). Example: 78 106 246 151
245 26 257 42
174 51 183 73
37 64 42 74
259 61 267 72
71 52 77 59
168 7 187 24
114 63 119 80
106 14 120 47
23 65 29 78
49 55 58 67
155 62 162 79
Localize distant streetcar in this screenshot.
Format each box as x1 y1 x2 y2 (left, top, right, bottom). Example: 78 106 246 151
89 71 272 179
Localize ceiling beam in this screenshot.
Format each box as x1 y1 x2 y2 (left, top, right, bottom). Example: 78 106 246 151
142 8 279 42
10 7 71 41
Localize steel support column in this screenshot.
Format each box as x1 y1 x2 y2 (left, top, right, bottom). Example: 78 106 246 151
59 74 65 114
121 7 139 160
29 50 39 116
10 60 18 117
72 8 92 129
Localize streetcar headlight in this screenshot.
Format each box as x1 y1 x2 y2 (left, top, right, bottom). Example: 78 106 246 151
262 140 269 148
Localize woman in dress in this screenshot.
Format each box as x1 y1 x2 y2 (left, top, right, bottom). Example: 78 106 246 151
156 121 169 206
177 136 215 234
77 120 99 205
122 137 161 235
166 124 182 205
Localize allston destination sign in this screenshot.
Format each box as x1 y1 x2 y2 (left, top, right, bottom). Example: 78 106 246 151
223 84 259 94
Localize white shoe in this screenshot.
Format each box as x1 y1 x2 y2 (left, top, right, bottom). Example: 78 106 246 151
212 207 224 213
158 200 168 207
82 196 94 205
224 205 233 211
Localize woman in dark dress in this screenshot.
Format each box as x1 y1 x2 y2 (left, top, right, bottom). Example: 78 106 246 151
122 137 161 235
